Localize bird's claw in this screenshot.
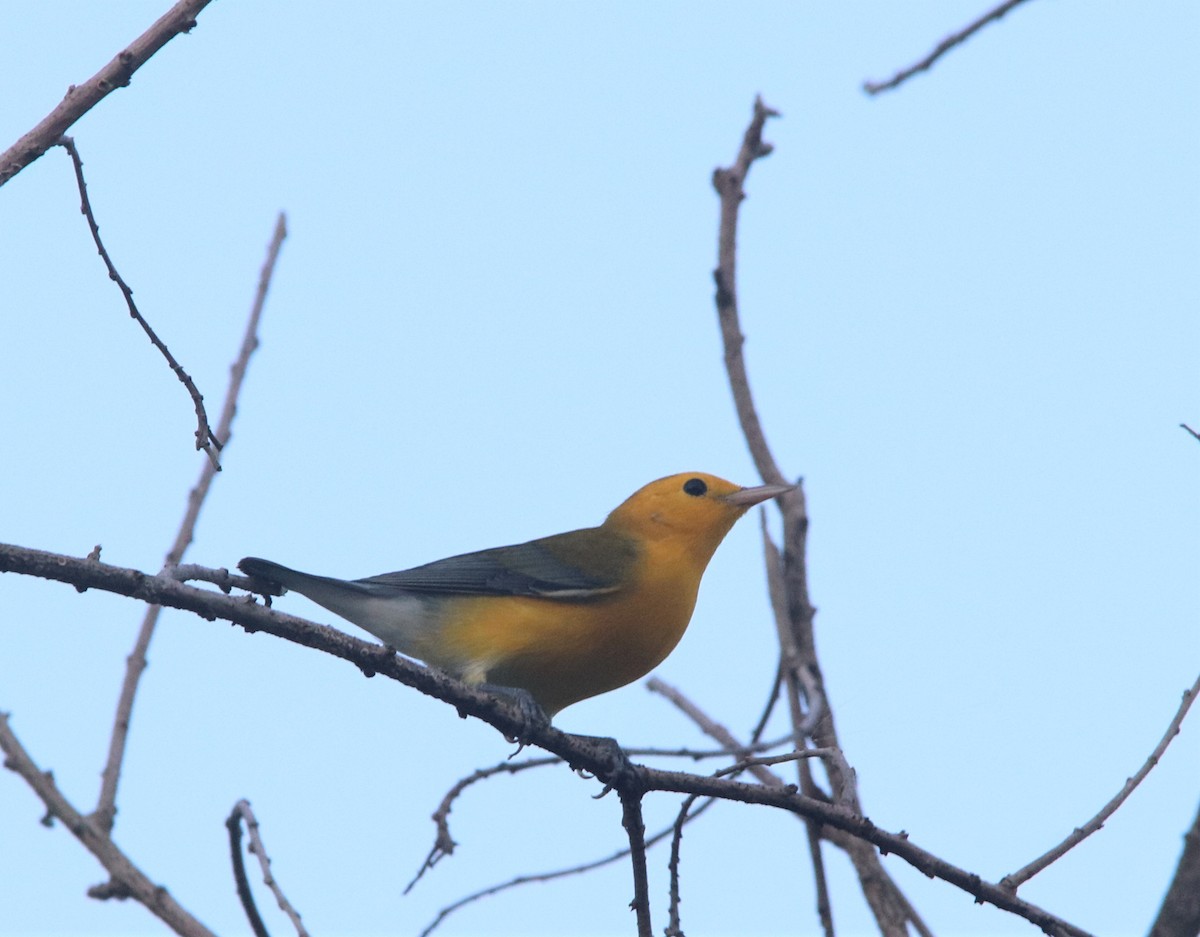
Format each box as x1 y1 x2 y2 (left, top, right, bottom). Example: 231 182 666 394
562 734 637 797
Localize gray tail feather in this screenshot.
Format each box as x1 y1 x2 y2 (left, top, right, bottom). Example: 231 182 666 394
238 556 373 597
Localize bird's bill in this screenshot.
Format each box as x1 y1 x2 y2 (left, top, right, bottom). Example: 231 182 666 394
721 482 794 507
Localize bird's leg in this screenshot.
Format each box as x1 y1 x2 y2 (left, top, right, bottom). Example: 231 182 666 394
477 683 552 739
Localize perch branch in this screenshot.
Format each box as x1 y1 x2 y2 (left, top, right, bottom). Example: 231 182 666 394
0 543 1094 937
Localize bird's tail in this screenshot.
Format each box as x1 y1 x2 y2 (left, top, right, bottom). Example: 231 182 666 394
237 556 437 654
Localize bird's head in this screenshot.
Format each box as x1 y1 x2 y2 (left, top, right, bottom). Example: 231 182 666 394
604 472 793 558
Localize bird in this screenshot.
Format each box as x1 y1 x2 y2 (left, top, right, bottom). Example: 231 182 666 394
239 472 791 719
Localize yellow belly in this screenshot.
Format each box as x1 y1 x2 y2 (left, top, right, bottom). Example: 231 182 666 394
427 567 701 716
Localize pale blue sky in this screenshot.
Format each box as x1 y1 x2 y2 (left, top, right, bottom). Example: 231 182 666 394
1 3 1197 936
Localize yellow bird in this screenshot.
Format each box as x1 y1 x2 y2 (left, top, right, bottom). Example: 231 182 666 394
239 472 790 718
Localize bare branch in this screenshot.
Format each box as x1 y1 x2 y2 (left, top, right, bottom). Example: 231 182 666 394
863 0 1035 95
711 96 786 488
227 800 311 937
0 0 214 186
648 766 1093 937
94 214 286 831
226 804 270 937
1001 672 1200 891
619 788 653 937
59 136 221 464
712 97 930 937
665 791 703 937
414 803 718 937
0 713 216 937
1181 422 1200 443
405 756 561 894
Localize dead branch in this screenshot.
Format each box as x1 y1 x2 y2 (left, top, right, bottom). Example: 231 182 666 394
227 800 310 937
712 97 921 937
405 756 561 894
0 713 215 937
863 0 1035 95
711 95 786 488
1001 673 1200 891
0 0 214 186
58 136 221 466
619 788 653 937
226 804 270 937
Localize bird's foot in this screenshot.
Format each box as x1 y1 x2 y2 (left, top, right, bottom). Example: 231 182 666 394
478 684 552 752
564 733 639 797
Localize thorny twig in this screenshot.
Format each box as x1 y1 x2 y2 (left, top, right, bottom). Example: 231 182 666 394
0 713 216 937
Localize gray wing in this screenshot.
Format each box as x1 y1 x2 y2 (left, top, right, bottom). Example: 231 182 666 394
357 525 638 600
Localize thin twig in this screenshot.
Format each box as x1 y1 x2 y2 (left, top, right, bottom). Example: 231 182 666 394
1001 672 1200 891
714 749 849 780
226 804 270 937
1181 423 1200 443
418 803 719 937
93 214 287 831
620 788 654 937
228 800 311 937
711 96 786 488
0 0 214 186
648 677 810 792
0 713 216 937
665 791 703 937
626 737 793 761
667 750 840 936
863 0 1035 95
59 136 221 466
763 517 837 936
406 738 793 895
405 756 561 894
747 656 785 742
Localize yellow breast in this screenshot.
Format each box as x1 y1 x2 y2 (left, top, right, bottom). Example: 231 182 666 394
430 539 704 716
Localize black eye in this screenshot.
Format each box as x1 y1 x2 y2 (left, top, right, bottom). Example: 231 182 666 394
682 478 707 497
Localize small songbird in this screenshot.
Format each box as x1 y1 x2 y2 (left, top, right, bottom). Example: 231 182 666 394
239 472 790 718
